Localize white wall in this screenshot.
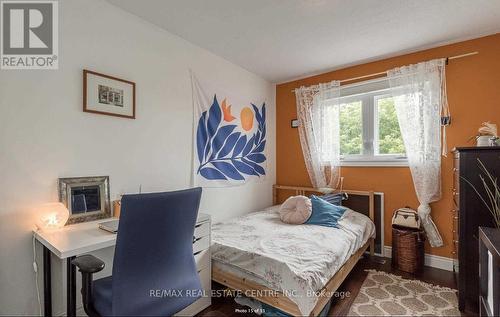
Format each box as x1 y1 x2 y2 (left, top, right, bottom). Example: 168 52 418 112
0 0 276 314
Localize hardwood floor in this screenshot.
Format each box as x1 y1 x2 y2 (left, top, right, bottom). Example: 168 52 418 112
198 255 475 317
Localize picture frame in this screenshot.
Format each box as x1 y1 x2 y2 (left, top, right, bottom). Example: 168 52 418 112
58 176 111 225
83 69 136 119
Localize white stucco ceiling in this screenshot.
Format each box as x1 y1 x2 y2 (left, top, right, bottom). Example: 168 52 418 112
107 0 500 83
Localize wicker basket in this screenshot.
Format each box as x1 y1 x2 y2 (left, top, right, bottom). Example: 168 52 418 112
391 226 425 274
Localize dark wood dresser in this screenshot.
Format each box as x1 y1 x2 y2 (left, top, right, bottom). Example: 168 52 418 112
453 147 500 312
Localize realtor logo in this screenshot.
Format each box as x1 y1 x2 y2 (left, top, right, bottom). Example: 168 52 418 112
1 0 58 69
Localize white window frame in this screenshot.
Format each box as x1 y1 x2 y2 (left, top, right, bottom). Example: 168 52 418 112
335 78 408 167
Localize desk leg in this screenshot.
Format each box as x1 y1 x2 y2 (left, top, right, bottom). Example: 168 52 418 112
42 246 52 317
67 256 76 317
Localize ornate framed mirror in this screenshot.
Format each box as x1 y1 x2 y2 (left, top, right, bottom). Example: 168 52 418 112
58 176 111 225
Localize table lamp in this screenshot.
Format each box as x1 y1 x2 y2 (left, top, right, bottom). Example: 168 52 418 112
36 202 69 231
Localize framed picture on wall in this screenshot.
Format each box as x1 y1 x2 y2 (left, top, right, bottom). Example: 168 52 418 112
83 69 136 119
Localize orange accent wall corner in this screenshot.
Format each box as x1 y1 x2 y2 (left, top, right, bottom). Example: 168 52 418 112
276 33 500 258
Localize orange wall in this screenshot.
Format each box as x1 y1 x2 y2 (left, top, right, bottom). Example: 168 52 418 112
276 34 500 258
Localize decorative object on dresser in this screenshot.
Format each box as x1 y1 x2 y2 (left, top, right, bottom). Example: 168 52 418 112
479 227 500 317
59 176 111 224
452 147 500 312
472 122 499 147
83 69 136 119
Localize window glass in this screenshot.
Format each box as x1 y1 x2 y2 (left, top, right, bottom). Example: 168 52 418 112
319 78 408 165
339 101 362 155
376 97 405 155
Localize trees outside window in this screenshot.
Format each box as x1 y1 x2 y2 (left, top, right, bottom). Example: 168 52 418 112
329 88 407 166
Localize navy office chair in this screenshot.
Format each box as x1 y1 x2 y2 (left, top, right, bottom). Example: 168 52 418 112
72 187 203 316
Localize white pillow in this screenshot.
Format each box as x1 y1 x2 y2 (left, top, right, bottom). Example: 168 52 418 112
279 195 312 224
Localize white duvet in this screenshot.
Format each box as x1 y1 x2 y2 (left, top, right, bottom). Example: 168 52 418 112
211 206 376 315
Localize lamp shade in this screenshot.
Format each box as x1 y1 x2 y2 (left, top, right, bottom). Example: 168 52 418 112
36 202 69 231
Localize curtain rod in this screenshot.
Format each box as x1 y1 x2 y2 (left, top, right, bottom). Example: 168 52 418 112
291 51 478 92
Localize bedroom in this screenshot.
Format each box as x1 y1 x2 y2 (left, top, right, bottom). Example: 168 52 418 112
0 0 499 316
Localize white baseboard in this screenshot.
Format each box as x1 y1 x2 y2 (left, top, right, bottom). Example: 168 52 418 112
383 246 454 272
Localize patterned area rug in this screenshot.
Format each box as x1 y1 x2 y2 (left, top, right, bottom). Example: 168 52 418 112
348 270 460 316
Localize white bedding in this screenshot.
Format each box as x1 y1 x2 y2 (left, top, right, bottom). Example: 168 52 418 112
211 205 375 315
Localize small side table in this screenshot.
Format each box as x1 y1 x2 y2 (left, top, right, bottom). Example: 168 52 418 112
479 227 500 317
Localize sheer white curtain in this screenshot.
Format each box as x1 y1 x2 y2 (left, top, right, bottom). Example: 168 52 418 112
387 59 447 247
295 81 341 189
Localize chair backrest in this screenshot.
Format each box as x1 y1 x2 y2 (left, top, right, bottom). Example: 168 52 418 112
112 188 203 316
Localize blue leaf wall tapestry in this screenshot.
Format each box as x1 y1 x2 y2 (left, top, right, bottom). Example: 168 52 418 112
192 73 267 187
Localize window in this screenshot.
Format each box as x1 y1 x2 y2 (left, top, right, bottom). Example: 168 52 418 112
375 95 405 155
339 100 363 155
326 78 407 166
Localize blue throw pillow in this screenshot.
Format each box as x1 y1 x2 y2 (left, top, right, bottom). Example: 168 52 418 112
306 195 347 228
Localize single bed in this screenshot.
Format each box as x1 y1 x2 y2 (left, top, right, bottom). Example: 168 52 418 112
211 185 376 316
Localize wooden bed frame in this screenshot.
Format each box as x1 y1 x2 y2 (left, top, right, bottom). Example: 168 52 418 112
212 184 376 316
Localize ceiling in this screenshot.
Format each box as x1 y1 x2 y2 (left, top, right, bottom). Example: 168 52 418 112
107 0 500 83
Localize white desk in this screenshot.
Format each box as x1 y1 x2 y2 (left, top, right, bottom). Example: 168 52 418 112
34 213 211 317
